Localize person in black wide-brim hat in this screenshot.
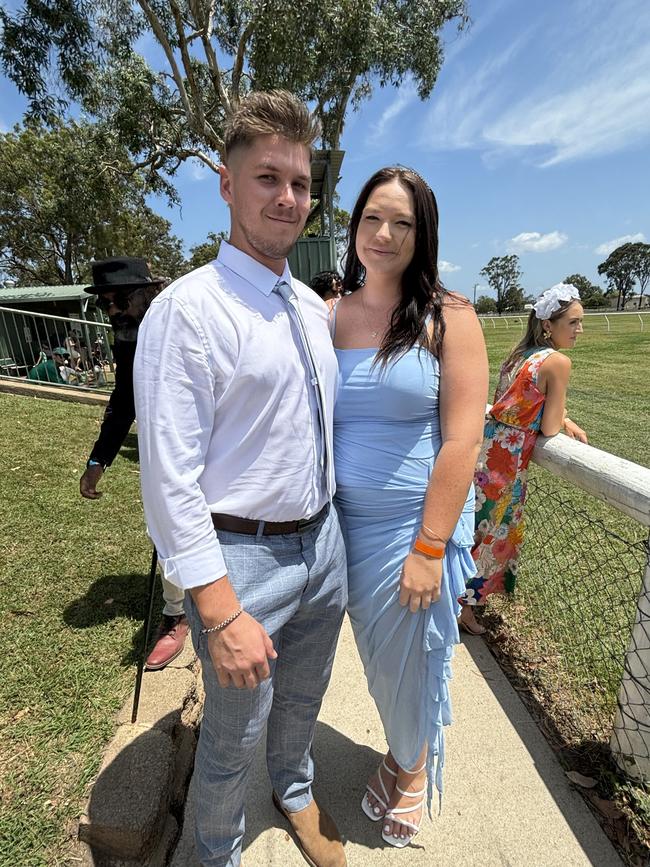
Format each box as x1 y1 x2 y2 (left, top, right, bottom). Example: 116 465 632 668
80 257 189 670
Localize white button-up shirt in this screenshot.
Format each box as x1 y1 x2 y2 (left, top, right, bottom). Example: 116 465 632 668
133 242 337 590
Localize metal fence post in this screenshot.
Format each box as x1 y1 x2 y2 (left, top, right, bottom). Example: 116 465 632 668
610 529 650 781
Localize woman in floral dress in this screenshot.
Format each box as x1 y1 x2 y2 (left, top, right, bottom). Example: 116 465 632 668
459 283 588 635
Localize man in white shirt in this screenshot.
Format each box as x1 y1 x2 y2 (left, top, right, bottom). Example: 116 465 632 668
134 91 347 867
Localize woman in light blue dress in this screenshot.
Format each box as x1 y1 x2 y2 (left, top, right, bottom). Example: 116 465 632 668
332 167 489 849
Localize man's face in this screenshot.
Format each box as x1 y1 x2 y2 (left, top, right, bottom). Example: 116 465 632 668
97 286 158 330
220 134 312 275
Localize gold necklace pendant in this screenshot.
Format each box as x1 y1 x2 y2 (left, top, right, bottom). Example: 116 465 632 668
361 294 384 341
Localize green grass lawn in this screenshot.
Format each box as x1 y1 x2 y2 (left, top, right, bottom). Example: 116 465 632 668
0 393 155 866
481 311 650 465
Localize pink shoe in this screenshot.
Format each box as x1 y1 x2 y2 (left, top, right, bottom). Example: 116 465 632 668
145 615 189 670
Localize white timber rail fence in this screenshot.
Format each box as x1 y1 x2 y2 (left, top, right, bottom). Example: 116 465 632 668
517 433 650 782
479 310 649 332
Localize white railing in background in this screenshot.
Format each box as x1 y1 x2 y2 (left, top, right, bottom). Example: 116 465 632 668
479 311 649 331
0 305 113 392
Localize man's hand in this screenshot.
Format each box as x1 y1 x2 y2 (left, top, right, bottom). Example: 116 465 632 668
399 551 443 612
80 464 105 499
207 611 277 689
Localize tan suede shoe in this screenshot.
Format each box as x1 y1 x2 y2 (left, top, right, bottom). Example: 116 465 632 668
272 791 346 867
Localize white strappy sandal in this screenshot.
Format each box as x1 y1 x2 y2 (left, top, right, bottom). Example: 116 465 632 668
361 757 398 821
381 764 426 848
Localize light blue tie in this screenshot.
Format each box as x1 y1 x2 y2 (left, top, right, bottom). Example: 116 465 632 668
274 279 332 498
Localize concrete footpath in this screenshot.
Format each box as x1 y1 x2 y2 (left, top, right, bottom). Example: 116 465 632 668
170 618 622 867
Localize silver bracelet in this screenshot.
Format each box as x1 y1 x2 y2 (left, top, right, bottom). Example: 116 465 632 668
200 607 243 635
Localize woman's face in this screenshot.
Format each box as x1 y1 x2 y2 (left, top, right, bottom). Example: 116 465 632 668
546 301 584 349
355 179 416 282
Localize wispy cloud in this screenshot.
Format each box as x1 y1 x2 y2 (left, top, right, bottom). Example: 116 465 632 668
419 0 650 166
507 231 568 253
420 34 530 151
367 79 417 145
439 260 461 273
594 233 646 256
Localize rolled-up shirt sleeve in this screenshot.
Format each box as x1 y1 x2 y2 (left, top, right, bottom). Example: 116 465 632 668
133 295 226 590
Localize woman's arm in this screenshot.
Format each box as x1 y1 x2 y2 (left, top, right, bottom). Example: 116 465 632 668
538 352 571 437
399 299 489 612
423 299 489 538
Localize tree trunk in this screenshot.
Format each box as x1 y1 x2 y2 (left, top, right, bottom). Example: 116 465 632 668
64 238 73 284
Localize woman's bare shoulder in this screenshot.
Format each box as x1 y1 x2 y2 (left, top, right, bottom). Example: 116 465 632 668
541 350 571 370
440 291 480 331
442 290 473 309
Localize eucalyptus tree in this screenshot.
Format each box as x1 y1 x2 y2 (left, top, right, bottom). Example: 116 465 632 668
1 0 468 178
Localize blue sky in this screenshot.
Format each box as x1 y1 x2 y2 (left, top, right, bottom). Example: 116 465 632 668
1 0 649 299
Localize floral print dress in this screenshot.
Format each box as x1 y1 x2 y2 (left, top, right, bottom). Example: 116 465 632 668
460 347 555 607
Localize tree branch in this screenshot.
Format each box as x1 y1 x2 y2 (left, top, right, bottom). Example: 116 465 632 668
177 147 221 174
189 0 231 123
169 0 205 132
232 21 254 101
136 0 196 129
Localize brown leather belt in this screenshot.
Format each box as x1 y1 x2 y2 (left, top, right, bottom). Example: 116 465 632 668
212 504 329 536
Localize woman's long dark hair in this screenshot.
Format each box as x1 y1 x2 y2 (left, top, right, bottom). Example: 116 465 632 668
342 166 448 365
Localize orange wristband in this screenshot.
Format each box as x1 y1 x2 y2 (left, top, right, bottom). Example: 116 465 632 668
413 537 446 559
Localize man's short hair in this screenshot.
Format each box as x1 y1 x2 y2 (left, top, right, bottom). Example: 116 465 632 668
224 90 321 161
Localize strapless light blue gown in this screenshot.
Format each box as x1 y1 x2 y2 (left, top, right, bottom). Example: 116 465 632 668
333 343 476 808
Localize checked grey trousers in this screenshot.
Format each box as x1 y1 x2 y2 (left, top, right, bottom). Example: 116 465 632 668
184 505 347 867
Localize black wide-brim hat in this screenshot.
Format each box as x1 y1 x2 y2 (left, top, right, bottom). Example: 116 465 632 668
84 256 163 295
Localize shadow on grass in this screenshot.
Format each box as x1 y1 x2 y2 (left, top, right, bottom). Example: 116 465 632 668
118 431 140 465
62 571 164 666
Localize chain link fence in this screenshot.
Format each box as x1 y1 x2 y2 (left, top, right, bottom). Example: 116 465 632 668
480 459 650 861
488 469 648 749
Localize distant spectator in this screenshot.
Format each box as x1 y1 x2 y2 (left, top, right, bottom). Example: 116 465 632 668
310 270 343 310
79 256 186 670
27 348 67 384
73 329 91 370
65 332 81 369
58 352 83 384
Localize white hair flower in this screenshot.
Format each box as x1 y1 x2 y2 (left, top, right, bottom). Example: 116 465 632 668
533 283 580 320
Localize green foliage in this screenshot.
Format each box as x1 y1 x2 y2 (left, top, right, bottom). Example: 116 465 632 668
475 294 498 314
249 0 467 147
186 230 229 271
480 254 523 314
0 120 185 285
629 242 650 308
597 242 649 310
303 201 350 259
0 0 468 174
564 273 608 309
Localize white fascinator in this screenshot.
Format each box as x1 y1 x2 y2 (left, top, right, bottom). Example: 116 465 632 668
533 283 580 320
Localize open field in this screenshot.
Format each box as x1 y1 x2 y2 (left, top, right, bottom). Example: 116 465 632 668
0 394 152 866
481 310 650 467
0 317 648 864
